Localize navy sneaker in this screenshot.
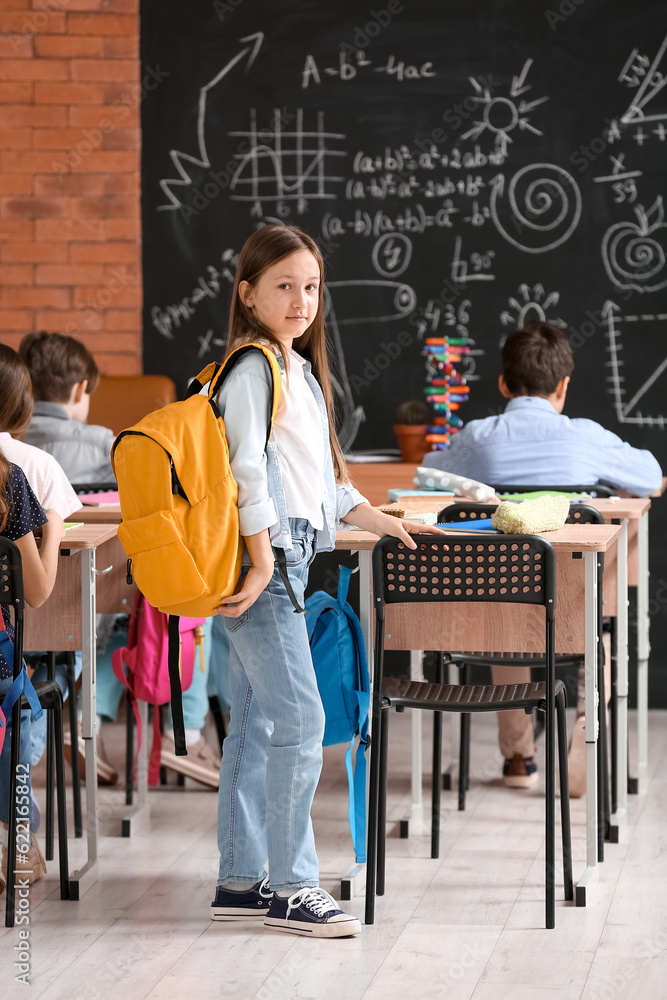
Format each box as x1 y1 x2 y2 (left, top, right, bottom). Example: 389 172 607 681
264 887 361 938
210 877 273 920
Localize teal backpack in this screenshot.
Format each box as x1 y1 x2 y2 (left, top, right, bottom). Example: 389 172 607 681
305 565 370 863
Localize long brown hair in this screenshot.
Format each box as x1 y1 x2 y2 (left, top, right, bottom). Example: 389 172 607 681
0 343 35 531
225 224 348 482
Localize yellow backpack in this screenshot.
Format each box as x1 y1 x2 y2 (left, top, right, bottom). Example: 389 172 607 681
111 343 281 618
111 344 281 756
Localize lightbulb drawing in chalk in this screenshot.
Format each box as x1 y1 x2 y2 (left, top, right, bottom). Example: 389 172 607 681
500 284 566 329
462 58 549 144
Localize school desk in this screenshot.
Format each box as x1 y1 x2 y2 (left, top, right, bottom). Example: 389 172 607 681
335 521 621 907
399 494 650 818
23 523 132 900
384 477 658 798
73 503 123 524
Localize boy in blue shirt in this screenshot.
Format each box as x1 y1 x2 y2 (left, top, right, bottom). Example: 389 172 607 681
423 321 662 793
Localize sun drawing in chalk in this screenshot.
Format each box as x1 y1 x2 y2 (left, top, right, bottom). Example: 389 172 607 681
462 58 549 144
500 284 566 329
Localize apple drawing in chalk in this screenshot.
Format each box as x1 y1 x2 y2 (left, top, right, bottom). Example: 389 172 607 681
602 196 667 294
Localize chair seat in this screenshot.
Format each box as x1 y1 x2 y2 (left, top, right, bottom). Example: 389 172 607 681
383 677 566 713
20 679 63 710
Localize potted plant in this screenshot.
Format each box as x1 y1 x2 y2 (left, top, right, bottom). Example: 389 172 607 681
393 399 430 463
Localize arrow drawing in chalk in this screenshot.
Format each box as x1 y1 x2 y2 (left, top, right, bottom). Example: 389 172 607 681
489 164 582 254
510 58 534 98
157 32 264 211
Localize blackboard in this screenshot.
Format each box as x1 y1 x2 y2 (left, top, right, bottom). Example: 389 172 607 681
141 0 667 702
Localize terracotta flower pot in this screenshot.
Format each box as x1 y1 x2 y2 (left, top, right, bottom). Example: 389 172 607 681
393 424 429 464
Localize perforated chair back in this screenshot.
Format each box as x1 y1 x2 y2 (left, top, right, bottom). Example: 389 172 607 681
491 483 613 498
372 534 555 618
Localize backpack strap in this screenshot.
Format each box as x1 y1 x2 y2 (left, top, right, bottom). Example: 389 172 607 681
168 615 187 756
344 737 368 864
0 668 44 758
337 564 352 605
185 362 222 399
273 546 305 615
148 708 163 786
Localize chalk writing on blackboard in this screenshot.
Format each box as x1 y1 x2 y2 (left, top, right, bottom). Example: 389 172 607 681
602 197 667 294
619 35 667 125
228 108 345 213
450 235 495 285
489 163 582 253
158 32 264 211
461 59 549 144
371 233 413 277
500 284 564 329
605 300 667 428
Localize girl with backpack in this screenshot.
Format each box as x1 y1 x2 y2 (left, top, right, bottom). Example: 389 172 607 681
0 348 64 893
211 224 438 937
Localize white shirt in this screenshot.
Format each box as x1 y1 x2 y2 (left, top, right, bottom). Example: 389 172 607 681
273 350 325 530
0 433 81 519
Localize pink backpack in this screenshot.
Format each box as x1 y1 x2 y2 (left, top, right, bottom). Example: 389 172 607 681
113 592 206 784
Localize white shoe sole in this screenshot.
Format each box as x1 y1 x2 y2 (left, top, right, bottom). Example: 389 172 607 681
503 773 539 789
264 916 361 937
211 907 270 920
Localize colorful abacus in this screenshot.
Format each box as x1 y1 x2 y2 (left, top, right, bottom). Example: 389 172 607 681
423 336 470 451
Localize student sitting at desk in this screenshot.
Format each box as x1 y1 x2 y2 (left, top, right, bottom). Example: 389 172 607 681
0 344 83 821
422 321 662 794
19 331 115 486
20 332 119 784
0 459 63 894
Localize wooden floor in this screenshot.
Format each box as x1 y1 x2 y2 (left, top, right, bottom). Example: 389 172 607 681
2 709 666 999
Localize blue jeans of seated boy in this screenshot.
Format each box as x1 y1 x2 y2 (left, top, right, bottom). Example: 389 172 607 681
217 518 324 892
0 676 32 825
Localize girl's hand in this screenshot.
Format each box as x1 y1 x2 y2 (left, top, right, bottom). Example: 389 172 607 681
371 511 448 551
41 508 65 542
341 504 448 550
215 563 274 618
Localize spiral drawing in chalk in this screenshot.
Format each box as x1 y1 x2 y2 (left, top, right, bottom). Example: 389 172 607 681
489 163 582 254
602 197 667 294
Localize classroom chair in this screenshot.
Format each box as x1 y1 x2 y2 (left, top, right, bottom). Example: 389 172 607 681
43 652 83 858
441 501 612 855
2 538 69 929
366 533 573 930
87 374 177 438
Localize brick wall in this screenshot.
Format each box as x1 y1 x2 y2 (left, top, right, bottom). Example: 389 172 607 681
0 0 142 375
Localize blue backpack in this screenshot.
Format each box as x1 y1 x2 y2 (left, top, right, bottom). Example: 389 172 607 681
305 565 370 863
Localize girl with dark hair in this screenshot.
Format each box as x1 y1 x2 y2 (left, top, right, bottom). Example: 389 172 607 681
210 225 440 937
0 347 64 894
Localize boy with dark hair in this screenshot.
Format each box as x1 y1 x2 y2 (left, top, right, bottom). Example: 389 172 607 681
423 321 662 793
19 331 114 485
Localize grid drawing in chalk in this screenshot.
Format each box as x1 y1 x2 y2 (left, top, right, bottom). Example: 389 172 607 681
228 108 346 210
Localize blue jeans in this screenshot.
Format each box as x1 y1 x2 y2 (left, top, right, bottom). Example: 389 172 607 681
208 615 231 714
217 519 324 891
0 676 32 825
